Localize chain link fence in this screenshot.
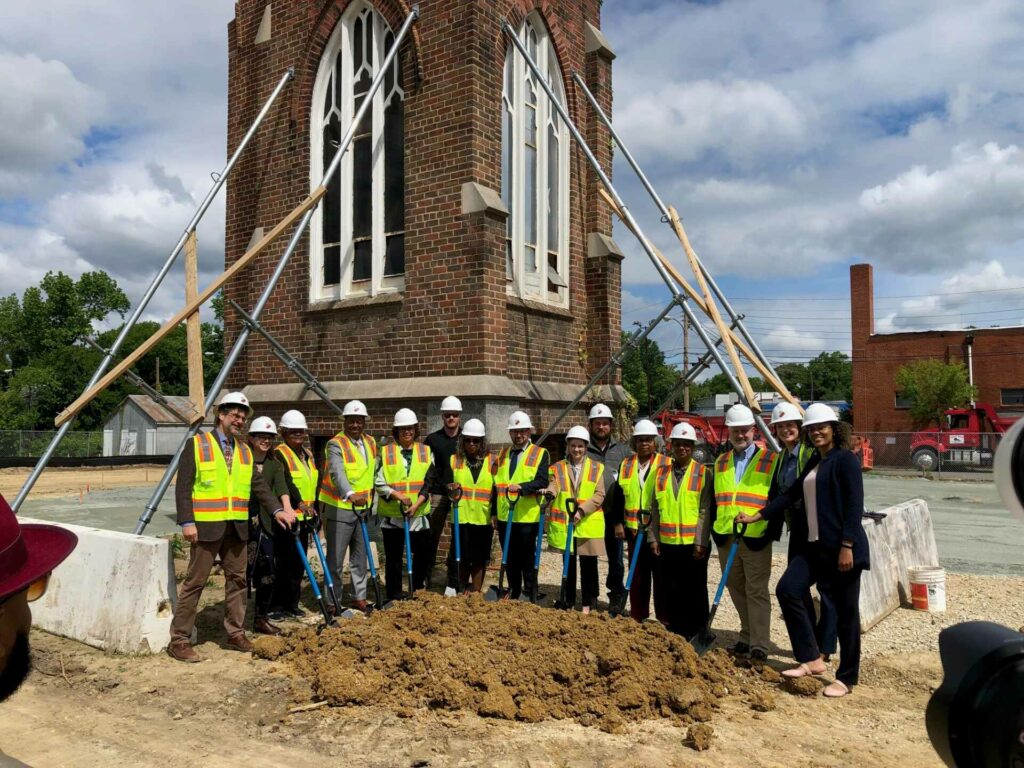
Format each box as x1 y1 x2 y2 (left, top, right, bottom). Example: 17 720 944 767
857 432 1003 473
0 431 104 458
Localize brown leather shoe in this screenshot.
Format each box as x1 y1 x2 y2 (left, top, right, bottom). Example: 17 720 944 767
167 641 200 663
226 633 254 652
253 617 282 636
351 599 368 613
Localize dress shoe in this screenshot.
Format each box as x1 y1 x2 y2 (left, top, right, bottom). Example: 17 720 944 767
253 616 282 636
749 649 769 663
727 641 751 656
350 599 368 613
285 606 308 618
167 641 200 663
226 634 254 652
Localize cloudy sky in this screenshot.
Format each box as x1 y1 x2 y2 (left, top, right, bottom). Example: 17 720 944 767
2 0 1024 374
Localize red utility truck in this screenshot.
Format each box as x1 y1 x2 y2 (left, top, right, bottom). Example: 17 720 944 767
909 403 1019 471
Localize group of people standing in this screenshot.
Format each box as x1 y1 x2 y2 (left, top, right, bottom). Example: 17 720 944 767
167 391 869 699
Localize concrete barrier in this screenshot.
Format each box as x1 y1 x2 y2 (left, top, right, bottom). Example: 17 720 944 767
22 518 174 654
859 520 901 632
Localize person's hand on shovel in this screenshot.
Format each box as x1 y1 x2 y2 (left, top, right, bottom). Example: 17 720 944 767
735 512 762 526
390 490 411 509
349 490 370 507
694 545 708 560
274 509 297 529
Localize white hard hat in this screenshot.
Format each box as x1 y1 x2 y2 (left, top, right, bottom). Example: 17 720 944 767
802 402 838 428
394 408 418 428
770 402 803 425
462 418 485 438
343 400 368 418
440 396 463 413
249 416 277 435
724 404 755 427
669 422 697 442
279 409 308 430
588 403 613 421
219 391 252 414
566 425 590 443
632 419 659 438
507 410 533 430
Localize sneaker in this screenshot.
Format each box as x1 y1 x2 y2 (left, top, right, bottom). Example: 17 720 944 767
727 641 751 656
266 609 290 622
285 606 308 618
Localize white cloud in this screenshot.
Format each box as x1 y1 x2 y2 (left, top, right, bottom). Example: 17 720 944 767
688 178 781 205
761 324 828 354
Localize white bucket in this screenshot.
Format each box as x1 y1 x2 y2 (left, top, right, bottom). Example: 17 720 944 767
909 566 946 612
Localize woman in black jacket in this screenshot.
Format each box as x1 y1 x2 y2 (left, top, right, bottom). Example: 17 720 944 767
736 403 869 698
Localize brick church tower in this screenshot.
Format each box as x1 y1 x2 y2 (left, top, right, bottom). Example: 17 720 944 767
223 0 624 444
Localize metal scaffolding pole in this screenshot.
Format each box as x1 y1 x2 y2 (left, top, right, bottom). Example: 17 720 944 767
503 25 780 451
228 299 345 420
571 71 783 394
12 68 295 512
653 316 742 416
82 338 191 424
134 8 419 535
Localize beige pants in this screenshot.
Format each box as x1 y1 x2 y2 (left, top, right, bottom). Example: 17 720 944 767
170 525 248 643
718 537 773 653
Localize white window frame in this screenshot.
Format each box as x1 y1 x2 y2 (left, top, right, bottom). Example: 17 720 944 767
502 14 570 309
310 1 404 302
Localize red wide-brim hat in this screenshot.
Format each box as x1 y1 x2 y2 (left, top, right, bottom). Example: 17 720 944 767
0 492 78 601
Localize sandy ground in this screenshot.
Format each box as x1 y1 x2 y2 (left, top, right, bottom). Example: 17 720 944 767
0 465 170 498
3 542 1020 767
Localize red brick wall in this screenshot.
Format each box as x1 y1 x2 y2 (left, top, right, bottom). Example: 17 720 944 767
223 0 619 402
850 264 1024 431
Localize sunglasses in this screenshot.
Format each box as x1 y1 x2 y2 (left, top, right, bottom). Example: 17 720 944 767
2 572 51 605
463 438 482 444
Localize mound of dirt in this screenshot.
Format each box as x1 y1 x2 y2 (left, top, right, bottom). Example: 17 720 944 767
265 592 766 731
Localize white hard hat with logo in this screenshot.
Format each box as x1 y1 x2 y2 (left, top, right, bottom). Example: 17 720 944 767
507 410 533 430
770 402 803 425
802 402 838 427
219 391 252 414
393 408 418 428
724 404 755 427
249 416 277 435
440 396 463 413
588 403 613 421
566 425 590 443
462 418 485 438
343 400 368 418
669 422 697 442
279 409 308 430
632 419 659 438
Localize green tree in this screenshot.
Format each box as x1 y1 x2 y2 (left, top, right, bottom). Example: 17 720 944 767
895 359 976 426
774 352 852 401
619 332 678 416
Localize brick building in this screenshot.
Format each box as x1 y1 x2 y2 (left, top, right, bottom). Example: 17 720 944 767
850 263 1024 431
222 0 626 445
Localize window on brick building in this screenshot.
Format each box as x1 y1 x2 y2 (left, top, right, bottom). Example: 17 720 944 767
502 14 569 308
1002 388 1024 406
311 2 405 301
894 391 913 409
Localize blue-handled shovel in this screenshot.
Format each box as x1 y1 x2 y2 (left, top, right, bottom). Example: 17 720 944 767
691 521 746 655
294 531 334 629
610 509 652 617
486 488 519 602
553 498 579 610
308 522 352 618
445 485 463 597
521 492 552 603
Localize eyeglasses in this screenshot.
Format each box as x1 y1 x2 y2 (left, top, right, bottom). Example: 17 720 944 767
283 430 307 436
443 413 460 419
250 434 274 441
398 426 416 432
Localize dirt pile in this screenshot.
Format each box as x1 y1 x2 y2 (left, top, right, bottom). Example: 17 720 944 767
259 592 767 732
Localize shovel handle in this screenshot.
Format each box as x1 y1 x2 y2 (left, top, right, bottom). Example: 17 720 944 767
636 508 652 531
733 520 748 537
448 484 463 503
505 487 521 506
565 498 580 520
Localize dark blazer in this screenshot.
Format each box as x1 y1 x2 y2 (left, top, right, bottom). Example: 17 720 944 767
758 448 870 570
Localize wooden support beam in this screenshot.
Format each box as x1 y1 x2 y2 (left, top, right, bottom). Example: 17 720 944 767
184 230 205 425
55 186 327 426
667 205 758 407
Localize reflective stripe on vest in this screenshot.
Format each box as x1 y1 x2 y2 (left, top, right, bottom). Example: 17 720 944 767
275 444 319 519
619 452 669 529
191 432 253 523
494 443 548 523
318 433 377 510
713 448 778 538
378 442 432 518
548 457 604 549
652 459 704 544
450 454 495 526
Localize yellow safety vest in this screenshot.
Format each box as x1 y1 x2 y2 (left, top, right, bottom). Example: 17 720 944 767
618 452 670 530
274 444 319 521
494 443 548 523
450 454 495 526
547 457 604 550
318 433 378 511
713 448 779 539
378 442 432 519
191 431 253 523
652 459 706 545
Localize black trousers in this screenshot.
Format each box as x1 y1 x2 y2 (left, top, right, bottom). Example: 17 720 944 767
657 543 709 639
604 525 625 597
428 496 453 588
789 537 838 655
776 547 863 686
270 524 308 612
496 520 538 599
558 551 599 608
248 524 276 619
382 525 432 601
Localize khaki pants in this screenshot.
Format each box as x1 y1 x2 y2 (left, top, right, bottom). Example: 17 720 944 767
170 525 248 643
718 537 773 653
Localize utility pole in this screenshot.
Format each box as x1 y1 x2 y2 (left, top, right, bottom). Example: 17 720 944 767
155 356 161 393
682 313 690 411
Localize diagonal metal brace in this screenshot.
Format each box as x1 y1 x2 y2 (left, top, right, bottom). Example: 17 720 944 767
228 299 345 419
83 337 193 424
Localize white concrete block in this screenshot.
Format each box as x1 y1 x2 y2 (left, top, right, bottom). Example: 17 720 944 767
23 518 175 655
869 499 939 605
859 520 901 632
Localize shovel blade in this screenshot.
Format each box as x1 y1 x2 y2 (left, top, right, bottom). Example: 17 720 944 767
690 628 716 656
484 586 503 603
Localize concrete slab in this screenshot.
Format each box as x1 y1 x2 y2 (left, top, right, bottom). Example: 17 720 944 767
23 517 175 654
859 522 901 632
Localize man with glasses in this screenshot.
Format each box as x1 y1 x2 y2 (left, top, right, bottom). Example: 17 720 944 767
169 391 281 662
0 492 78 704
425 396 463 592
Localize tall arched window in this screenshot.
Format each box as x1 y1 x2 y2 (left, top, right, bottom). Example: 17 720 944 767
311 2 405 301
502 14 569 307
